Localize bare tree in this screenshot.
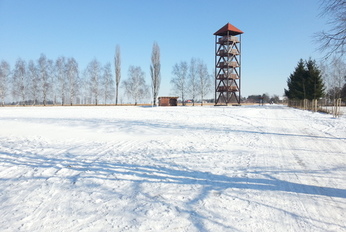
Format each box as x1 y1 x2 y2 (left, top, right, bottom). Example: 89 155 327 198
320 57 346 102
55 57 67 105
123 66 149 105
102 62 114 104
319 60 331 100
86 59 101 105
48 59 56 105
66 57 79 105
12 58 27 105
114 45 121 105
0 60 10 106
188 58 198 106
38 54 51 106
329 57 346 99
27 60 40 105
316 0 346 57
150 42 161 106
81 69 93 105
171 61 188 106
197 60 212 106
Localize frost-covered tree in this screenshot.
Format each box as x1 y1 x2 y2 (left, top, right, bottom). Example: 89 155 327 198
12 58 27 105
114 45 121 105
171 61 188 105
0 60 10 106
123 66 149 105
102 62 114 104
150 42 161 106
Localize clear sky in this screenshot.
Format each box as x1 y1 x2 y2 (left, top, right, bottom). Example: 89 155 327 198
0 0 329 98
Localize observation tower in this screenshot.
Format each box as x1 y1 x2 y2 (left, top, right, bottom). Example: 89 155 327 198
214 23 243 105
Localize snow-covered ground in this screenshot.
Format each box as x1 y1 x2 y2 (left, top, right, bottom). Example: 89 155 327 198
0 105 345 232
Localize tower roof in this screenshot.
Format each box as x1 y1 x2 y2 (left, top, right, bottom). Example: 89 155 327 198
214 23 243 36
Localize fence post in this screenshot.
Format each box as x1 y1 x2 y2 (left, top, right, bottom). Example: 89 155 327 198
313 99 318 112
333 98 342 118
303 99 306 110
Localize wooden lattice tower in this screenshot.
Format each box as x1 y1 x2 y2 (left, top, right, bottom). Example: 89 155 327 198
214 23 243 105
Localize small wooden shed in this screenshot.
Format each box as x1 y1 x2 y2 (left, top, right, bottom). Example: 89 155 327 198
158 97 178 106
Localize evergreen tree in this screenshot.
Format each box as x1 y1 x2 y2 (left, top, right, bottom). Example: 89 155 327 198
285 59 306 99
305 59 325 100
285 59 325 100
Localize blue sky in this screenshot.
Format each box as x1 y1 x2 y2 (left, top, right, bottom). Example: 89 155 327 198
0 0 329 98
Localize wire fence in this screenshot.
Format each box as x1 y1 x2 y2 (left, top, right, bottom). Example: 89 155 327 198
287 98 343 117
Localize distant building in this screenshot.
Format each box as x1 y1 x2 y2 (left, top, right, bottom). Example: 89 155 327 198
158 97 178 106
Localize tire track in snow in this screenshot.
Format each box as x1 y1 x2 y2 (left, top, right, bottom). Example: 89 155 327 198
256 106 346 230
0 138 141 231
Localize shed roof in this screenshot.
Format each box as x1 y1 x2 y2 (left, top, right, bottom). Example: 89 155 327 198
158 96 179 99
214 23 243 36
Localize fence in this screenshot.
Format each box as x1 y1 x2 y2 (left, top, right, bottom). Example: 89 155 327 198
288 98 343 117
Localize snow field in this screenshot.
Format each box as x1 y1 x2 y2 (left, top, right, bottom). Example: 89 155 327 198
0 105 345 231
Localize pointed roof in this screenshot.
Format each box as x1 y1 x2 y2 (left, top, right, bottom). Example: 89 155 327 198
214 23 243 36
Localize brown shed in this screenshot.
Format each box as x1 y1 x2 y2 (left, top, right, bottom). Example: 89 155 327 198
158 97 178 106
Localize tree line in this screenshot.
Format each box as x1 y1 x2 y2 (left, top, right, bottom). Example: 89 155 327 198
0 54 115 106
285 57 346 103
0 42 214 106
0 43 161 106
0 43 160 106
170 58 212 106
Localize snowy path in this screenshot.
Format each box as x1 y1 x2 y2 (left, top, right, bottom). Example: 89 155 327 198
0 105 345 231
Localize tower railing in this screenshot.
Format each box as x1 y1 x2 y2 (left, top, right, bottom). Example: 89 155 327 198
218 36 239 43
